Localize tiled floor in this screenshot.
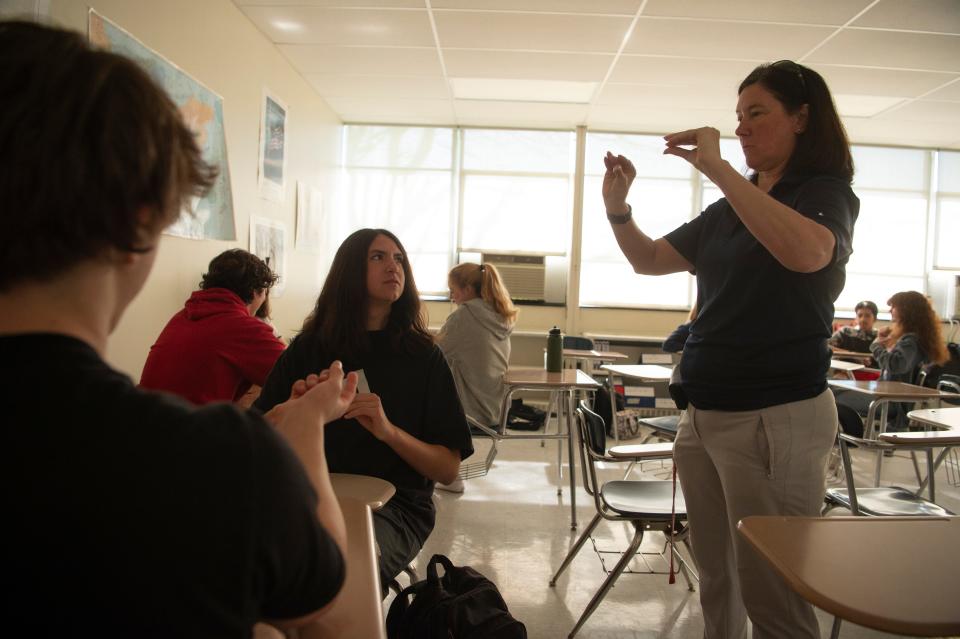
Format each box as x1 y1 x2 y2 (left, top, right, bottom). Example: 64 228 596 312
394 432 960 639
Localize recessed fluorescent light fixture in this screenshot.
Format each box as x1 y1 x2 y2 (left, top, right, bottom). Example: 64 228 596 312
451 78 597 104
833 94 906 118
271 19 304 33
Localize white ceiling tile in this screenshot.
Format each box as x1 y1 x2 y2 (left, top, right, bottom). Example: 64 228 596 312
852 0 960 35
813 64 959 98
642 0 873 27
234 0 422 6
454 100 588 127
431 0 641 13
833 94 907 117
609 56 756 89
924 78 960 101
328 96 456 123
433 11 632 52
451 78 596 103
443 50 613 82
280 45 443 75
239 6 434 46
305 74 450 99
625 18 835 60
843 115 960 149
806 30 960 72
588 104 735 136
597 83 732 110
882 99 960 123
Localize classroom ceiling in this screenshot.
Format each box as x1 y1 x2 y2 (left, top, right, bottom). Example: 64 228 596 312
233 0 960 150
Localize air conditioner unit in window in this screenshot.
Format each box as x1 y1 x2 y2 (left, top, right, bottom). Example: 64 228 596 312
482 253 546 301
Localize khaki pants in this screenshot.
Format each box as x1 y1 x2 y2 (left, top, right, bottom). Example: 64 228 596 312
674 389 837 639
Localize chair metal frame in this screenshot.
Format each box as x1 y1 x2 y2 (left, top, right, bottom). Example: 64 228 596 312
549 402 696 638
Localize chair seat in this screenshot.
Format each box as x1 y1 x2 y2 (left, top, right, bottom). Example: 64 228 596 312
601 480 686 518
825 486 955 517
638 415 680 436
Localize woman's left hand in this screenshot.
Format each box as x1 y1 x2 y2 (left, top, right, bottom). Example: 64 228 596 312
663 127 723 177
344 393 397 442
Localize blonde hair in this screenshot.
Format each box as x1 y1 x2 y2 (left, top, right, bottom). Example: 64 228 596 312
449 262 518 324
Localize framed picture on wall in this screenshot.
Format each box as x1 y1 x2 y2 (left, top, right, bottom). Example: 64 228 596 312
258 89 287 202
296 181 324 252
250 216 287 295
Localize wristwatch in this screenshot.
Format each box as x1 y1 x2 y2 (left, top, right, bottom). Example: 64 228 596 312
607 204 632 224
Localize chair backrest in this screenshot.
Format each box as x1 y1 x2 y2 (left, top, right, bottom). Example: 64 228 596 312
563 335 594 351
836 403 865 439
578 400 606 456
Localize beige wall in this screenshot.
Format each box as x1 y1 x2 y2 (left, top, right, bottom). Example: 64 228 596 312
49 0 343 379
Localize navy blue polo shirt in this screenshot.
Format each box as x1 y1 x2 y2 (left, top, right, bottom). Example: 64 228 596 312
664 173 859 411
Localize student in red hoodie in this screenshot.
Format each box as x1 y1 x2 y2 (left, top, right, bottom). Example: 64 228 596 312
140 249 285 404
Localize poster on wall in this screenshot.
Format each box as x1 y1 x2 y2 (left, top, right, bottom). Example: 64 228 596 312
88 10 236 241
258 89 288 202
295 182 324 252
250 217 287 295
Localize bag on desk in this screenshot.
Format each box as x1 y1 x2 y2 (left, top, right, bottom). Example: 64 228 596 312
386 554 527 639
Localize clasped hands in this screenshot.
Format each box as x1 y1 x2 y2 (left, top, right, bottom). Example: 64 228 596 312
265 362 396 442
603 127 724 213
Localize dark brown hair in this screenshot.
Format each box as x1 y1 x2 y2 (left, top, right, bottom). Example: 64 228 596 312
302 228 432 359
739 61 854 183
887 291 949 365
0 20 216 291
200 249 278 304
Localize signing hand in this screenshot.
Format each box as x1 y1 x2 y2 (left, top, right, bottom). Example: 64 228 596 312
344 393 396 442
264 363 356 427
874 326 895 349
602 152 636 215
663 127 723 177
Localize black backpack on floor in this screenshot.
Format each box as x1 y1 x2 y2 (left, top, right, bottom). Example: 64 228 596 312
386 554 527 639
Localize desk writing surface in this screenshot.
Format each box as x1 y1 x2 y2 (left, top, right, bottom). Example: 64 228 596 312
827 380 953 398
829 359 864 372
298 497 386 639
330 473 395 510
830 348 873 361
738 515 960 637
601 364 673 381
562 348 629 361
907 407 960 431
504 368 599 389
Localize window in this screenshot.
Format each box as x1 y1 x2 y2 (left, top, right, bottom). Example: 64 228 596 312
459 129 575 255
837 146 930 310
935 151 960 270
339 126 455 294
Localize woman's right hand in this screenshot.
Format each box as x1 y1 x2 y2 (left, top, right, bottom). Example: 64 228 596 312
602 152 636 215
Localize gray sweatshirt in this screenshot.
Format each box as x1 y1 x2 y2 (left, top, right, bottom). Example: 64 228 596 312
437 298 513 426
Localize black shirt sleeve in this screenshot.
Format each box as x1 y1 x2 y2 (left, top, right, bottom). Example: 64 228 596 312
664 199 722 269
420 346 474 460
251 416 345 619
791 176 858 268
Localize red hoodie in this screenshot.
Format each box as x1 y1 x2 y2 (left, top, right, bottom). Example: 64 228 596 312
140 288 285 405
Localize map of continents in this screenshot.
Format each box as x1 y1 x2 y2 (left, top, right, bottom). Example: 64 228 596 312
89 10 236 240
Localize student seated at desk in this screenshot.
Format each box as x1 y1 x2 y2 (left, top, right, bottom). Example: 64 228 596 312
255 228 474 594
836 291 948 431
829 299 878 353
0 21 350 635
140 249 285 405
435 262 517 493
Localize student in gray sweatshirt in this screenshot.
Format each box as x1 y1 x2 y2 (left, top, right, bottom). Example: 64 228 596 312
436 263 517 492
438 262 518 427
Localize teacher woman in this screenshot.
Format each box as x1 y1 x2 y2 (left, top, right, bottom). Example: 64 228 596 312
603 61 858 639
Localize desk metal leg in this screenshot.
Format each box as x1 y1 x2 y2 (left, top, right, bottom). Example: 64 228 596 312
830 616 842 639
566 390 578 529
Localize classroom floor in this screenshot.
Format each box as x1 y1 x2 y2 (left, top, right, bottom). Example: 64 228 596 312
394 430 960 639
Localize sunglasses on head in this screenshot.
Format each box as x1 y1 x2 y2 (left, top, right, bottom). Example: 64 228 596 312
771 59 807 100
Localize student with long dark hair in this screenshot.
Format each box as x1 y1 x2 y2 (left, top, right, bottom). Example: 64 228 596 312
256 228 473 592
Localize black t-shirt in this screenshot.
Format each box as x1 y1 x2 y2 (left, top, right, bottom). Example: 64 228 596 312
664 173 859 411
1 334 344 637
255 330 473 541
